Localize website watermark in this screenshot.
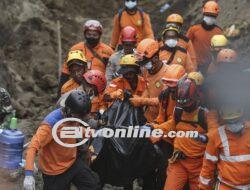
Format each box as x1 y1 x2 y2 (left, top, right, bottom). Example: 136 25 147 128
52 118 199 147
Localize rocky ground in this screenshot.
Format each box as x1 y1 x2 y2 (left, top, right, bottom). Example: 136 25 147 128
0 0 249 189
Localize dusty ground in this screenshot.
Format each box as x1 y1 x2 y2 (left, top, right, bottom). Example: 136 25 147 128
0 0 249 189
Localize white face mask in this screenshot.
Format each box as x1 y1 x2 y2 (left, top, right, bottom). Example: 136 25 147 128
165 39 178 48
203 16 217 26
145 61 153 70
226 122 245 134
125 1 137 9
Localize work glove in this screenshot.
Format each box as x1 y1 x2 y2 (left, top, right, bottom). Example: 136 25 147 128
23 175 35 190
110 89 123 100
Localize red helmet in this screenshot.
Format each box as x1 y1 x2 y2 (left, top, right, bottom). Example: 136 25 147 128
83 20 103 34
121 26 137 42
83 70 107 93
176 78 198 108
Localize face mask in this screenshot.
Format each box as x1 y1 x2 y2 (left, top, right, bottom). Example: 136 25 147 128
145 61 153 70
226 122 245 134
86 37 100 47
125 1 137 9
165 39 178 48
203 16 217 26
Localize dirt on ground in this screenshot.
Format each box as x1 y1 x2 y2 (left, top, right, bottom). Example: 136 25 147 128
0 0 249 189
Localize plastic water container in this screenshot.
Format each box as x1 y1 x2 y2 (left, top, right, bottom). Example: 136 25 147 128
0 118 24 169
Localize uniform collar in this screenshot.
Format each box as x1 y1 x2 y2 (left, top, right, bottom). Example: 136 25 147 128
201 21 217 31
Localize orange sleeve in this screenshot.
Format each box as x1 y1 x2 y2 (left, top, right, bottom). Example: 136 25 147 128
199 130 219 190
143 13 154 39
187 40 197 66
25 124 53 172
154 118 176 134
130 97 159 107
186 52 197 72
155 102 166 124
110 14 121 49
206 110 220 131
186 27 194 41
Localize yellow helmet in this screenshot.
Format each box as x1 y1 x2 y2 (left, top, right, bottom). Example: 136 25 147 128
162 25 180 36
67 50 87 66
211 35 228 49
187 72 204 86
166 14 184 25
219 106 244 122
119 54 139 67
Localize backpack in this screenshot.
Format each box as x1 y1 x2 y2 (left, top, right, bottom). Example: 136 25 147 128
174 106 208 131
118 8 145 30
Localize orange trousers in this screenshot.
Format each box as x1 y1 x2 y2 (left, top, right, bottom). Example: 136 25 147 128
215 182 236 190
164 157 203 190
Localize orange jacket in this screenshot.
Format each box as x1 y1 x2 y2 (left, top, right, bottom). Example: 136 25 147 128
159 46 197 73
61 79 80 94
104 76 146 104
62 42 114 75
110 10 154 49
199 123 250 190
187 24 222 66
155 94 176 124
60 79 106 113
154 107 209 158
141 64 169 122
25 109 80 175
178 34 197 66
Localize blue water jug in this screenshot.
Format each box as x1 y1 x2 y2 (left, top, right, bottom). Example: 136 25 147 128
0 118 24 169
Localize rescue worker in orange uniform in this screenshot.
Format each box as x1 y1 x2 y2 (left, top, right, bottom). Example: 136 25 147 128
60 69 107 114
152 78 210 190
23 91 101 190
160 25 197 72
208 48 237 75
166 13 197 65
60 50 107 114
152 64 187 190
207 34 229 74
110 0 154 50
199 106 250 190
60 20 113 89
204 49 239 131
129 39 169 122
104 54 146 105
187 1 222 75
60 50 88 94
155 64 186 124
107 26 137 82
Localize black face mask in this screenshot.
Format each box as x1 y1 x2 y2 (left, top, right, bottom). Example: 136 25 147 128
201 21 216 31
86 37 100 47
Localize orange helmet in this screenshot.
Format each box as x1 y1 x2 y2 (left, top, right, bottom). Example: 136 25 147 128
216 49 237 64
136 38 159 60
166 14 184 25
203 1 219 16
161 64 186 87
